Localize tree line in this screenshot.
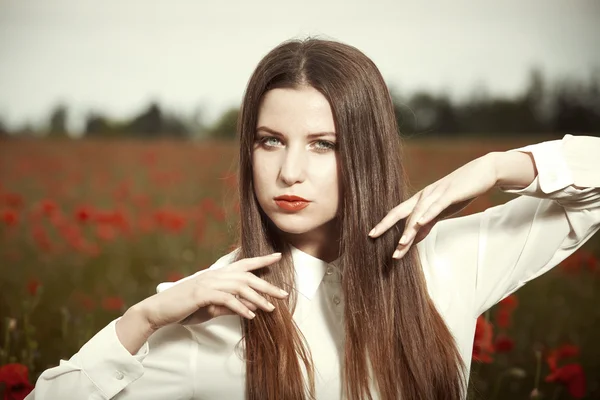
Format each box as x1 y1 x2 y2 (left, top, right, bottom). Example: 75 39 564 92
1 69 598 139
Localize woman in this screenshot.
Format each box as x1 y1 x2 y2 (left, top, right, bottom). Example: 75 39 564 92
27 38 600 400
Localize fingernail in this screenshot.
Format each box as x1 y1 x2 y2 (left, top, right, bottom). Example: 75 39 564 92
399 235 408 245
368 228 376 237
271 252 282 257
248 311 256 318
267 302 275 311
280 289 289 296
392 249 401 259
418 216 426 224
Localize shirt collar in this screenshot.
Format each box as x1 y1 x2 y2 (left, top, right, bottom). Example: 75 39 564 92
290 244 341 300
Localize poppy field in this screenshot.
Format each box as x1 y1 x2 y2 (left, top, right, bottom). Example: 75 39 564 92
0 137 598 399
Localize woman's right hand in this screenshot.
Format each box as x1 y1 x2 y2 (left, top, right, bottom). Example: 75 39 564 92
133 252 287 331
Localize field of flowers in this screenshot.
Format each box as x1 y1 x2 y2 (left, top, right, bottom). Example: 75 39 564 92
0 137 598 399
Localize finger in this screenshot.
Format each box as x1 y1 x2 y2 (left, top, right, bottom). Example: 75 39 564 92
368 193 420 238
392 193 442 259
233 253 282 272
417 197 450 227
212 291 256 319
235 286 276 312
210 278 280 312
207 305 236 318
399 188 444 247
218 270 289 298
241 272 289 298
238 298 258 311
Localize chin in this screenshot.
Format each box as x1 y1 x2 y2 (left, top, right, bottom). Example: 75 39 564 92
270 216 316 235
267 211 337 237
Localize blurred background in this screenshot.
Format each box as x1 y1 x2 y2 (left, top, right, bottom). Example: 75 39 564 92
0 1 599 399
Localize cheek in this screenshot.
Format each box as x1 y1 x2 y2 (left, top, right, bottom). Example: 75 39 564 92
252 158 272 194
312 161 340 198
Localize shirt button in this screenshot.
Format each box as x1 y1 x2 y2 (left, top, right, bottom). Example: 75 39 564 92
326 266 334 275
115 371 124 380
333 296 341 305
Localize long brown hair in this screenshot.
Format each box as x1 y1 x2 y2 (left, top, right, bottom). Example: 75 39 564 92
234 38 466 400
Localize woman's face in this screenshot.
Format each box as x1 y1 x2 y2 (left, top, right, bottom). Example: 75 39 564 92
252 86 340 242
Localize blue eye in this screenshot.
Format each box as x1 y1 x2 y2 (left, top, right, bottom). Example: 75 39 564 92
313 140 336 152
259 136 283 148
256 136 336 153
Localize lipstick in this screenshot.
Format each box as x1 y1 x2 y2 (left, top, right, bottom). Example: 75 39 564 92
274 195 310 212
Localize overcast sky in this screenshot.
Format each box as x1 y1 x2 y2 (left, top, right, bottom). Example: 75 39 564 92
1 0 599 132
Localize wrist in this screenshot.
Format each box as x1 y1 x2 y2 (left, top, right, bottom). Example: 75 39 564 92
116 306 156 355
489 150 537 189
126 304 157 336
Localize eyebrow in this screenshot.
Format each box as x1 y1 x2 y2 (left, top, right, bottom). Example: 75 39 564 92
256 126 336 139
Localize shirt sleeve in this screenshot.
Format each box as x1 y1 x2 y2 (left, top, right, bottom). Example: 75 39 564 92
428 134 600 317
26 318 196 400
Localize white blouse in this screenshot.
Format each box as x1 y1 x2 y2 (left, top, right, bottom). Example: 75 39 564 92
26 134 600 400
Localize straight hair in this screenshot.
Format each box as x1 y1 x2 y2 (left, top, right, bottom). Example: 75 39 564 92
234 37 466 400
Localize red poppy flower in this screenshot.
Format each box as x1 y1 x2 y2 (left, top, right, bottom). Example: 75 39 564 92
165 213 186 233
154 209 186 233
496 308 512 329
556 344 580 360
101 296 125 312
166 272 185 282
75 205 94 223
499 294 518 310
493 334 514 353
26 278 41 297
546 344 580 371
0 363 34 400
39 199 58 217
472 316 494 363
545 363 586 398
2 210 18 226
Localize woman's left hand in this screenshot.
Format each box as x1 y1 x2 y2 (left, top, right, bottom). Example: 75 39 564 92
368 153 499 259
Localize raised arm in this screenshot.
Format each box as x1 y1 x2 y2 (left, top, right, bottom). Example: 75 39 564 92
428 134 600 316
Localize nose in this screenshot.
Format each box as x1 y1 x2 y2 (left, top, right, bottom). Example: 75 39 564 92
279 146 306 186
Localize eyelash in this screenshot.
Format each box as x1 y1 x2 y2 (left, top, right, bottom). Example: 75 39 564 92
257 136 336 153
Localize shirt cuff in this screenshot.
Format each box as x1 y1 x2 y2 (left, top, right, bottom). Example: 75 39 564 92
77 318 149 399
562 134 600 188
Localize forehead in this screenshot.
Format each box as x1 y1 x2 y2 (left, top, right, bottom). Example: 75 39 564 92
257 86 336 135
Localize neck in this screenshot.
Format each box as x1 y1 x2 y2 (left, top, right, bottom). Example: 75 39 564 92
282 218 340 263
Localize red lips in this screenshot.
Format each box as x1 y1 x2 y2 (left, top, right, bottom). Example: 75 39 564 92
274 195 310 212
274 195 309 202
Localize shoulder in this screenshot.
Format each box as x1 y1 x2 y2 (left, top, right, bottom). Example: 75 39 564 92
156 247 241 293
